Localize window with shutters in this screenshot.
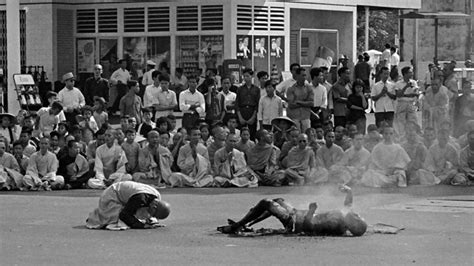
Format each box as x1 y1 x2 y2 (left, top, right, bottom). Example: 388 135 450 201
148 7 170 32
76 9 95 33
253 6 269 31
201 5 223 31
236 5 252 30
269 6 285 31
98 9 117 33
177 6 198 31
124 8 145 32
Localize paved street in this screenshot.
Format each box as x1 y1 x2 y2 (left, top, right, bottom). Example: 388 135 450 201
1 185 473 265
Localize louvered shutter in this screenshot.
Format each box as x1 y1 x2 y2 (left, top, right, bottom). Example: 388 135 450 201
201 5 223 31
148 7 170 32
177 6 198 31
98 8 117 33
236 5 252 30
124 7 145 32
76 9 95 33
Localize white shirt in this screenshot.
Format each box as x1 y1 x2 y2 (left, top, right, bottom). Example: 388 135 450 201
110 68 131 85
154 88 178 118
390 53 400 67
381 49 391 68
143 84 161 108
257 94 283 125
395 79 419 103
220 90 237 112
310 83 328 109
141 69 155 86
179 89 205 115
57 87 85 110
37 107 59 136
371 80 396 113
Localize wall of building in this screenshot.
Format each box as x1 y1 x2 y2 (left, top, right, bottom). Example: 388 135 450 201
54 8 74 81
24 4 55 82
403 0 472 63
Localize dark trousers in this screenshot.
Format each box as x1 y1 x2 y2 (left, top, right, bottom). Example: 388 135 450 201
111 83 128 112
374 112 394 128
182 112 200 131
65 171 92 189
310 107 327 128
239 107 258 140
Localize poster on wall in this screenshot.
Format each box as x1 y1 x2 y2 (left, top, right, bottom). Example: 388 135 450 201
236 35 252 69
99 39 118 79
270 36 284 72
253 35 269 73
147 36 170 71
77 39 95 73
123 37 147 80
200 35 223 71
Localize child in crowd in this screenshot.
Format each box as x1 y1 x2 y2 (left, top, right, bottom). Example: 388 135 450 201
224 114 240 136
12 140 29 175
122 128 140 174
235 127 255 154
19 127 37 157
115 129 126 145
77 105 99 144
49 131 61 154
70 124 87 153
156 116 171 133
314 125 326 146
167 114 177 135
0 113 21 150
199 123 212 146
119 80 143 124
23 113 41 145
128 117 137 131
57 121 69 138
137 107 155 137
120 115 130 131
93 96 108 130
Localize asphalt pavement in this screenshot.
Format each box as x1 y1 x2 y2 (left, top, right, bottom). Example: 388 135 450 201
1 184 473 265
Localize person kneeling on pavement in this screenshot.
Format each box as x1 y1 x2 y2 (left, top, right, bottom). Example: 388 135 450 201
86 181 170 230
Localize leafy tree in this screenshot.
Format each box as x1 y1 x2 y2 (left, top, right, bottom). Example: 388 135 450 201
357 9 399 55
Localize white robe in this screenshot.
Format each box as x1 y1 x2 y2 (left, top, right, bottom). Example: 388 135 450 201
360 142 411 187
88 144 132 189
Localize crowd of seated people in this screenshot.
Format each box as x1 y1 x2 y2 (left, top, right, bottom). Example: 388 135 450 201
1 59 473 190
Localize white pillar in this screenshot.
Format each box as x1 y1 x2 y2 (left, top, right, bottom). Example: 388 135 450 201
365 6 369 51
6 0 21 114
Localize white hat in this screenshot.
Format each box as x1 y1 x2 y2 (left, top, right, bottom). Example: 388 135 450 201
146 60 156 66
62 72 75 82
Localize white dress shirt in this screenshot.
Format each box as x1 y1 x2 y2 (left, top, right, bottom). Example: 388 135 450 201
57 87 85 110
371 80 396 113
110 68 131 85
179 89 205 115
310 83 328 109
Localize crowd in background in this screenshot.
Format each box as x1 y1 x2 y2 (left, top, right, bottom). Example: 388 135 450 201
1 44 473 191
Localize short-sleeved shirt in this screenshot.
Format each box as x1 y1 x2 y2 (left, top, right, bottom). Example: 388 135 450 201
371 80 396 113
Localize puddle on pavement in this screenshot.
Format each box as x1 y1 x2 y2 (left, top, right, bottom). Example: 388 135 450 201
372 196 474 213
